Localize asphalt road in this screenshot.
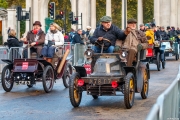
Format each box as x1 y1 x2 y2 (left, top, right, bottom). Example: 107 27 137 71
0 57 179 120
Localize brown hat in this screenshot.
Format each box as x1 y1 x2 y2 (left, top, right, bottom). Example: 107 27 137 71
127 18 137 24
33 21 42 27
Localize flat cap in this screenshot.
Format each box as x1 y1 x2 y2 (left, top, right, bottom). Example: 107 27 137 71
127 18 137 23
139 24 144 27
100 16 112 22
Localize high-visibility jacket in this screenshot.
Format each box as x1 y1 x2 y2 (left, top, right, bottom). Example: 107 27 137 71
145 29 154 44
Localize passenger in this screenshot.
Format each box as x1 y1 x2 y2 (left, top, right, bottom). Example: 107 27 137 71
157 26 169 40
23 21 45 58
41 22 64 63
145 23 155 44
123 18 148 66
90 16 129 53
7 29 23 48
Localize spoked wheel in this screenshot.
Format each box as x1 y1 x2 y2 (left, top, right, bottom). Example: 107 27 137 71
1 65 13 92
92 95 98 99
69 72 82 107
42 65 54 93
124 72 135 109
27 84 33 88
62 63 72 88
156 52 161 71
141 69 149 99
175 54 179 60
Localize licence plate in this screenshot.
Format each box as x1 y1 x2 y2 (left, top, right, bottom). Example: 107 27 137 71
169 53 173 57
88 79 112 85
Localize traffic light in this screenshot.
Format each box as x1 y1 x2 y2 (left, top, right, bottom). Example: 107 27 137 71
75 17 78 24
49 2 55 20
69 12 73 21
16 6 22 21
60 11 64 19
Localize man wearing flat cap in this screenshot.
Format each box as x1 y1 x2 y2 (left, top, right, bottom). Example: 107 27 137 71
90 16 130 53
123 18 148 66
23 21 45 58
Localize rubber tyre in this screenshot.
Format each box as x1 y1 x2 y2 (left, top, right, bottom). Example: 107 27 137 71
42 65 54 93
62 63 72 88
124 72 135 109
141 69 149 99
27 84 33 88
92 95 98 99
1 65 13 92
175 54 179 60
162 56 166 69
69 72 82 107
156 52 161 71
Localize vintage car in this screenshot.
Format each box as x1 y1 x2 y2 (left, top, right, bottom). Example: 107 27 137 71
1 47 72 93
69 40 150 109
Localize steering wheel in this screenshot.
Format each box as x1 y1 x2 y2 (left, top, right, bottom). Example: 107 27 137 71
94 38 111 48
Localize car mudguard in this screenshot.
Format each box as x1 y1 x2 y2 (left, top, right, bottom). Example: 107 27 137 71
1 59 13 65
73 66 87 77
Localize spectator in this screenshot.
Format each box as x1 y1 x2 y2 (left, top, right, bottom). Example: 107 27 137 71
7 29 23 48
64 33 70 42
176 27 180 34
23 21 45 58
72 29 85 45
139 24 146 32
69 28 75 42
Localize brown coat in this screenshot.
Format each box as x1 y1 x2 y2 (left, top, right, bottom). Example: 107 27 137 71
123 30 148 52
26 29 45 46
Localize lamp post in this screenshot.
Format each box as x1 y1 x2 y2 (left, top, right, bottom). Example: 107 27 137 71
124 0 127 29
122 0 127 29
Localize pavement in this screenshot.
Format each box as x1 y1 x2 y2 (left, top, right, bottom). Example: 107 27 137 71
0 56 179 120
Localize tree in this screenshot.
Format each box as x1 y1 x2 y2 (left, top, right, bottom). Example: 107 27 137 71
143 0 154 24
6 0 25 8
0 0 8 9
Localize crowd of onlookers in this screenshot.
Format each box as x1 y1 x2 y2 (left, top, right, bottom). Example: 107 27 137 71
139 23 180 42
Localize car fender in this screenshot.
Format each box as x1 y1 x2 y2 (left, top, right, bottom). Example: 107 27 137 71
73 66 87 77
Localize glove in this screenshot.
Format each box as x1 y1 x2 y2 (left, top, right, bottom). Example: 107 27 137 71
124 27 131 35
137 44 143 51
113 45 121 52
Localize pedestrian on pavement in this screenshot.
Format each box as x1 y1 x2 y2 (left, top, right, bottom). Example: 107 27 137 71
139 24 146 32
122 18 148 66
72 29 85 45
90 16 129 53
23 21 45 58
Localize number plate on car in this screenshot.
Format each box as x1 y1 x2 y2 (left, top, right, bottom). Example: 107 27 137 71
88 79 112 85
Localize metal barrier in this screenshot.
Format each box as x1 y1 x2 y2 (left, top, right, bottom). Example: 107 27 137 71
73 43 87 66
8 47 24 61
146 66 180 120
0 47 9 74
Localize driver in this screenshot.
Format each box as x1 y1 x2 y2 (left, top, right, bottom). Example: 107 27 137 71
90 16 130 53
123 18 148 66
